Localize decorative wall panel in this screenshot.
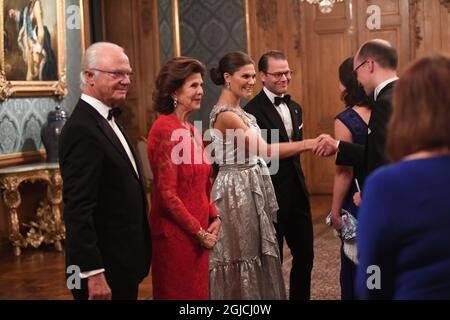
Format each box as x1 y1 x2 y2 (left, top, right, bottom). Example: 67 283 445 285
180 0 247 128
157 0 247 128
158 0 175 64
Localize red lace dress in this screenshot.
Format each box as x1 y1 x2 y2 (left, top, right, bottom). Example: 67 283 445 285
147 114 217 300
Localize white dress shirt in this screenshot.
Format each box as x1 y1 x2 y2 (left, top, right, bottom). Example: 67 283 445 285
374 77 398 101
263 87 294 141
81 94 138 176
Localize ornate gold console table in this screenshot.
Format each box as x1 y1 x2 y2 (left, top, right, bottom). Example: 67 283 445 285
0 163 64 256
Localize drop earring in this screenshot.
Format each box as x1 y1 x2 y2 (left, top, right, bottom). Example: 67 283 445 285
173 97 178 108
226 82 231 90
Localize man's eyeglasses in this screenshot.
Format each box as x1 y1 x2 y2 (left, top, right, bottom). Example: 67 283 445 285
91 68 134 80
264 70 294 80
353 60 368 74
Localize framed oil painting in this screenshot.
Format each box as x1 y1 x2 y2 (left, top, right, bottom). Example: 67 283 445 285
0 0 67 101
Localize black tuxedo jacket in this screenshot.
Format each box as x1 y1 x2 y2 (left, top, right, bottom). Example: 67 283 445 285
245 90 310 213
59 99 151 283
337 81 396 174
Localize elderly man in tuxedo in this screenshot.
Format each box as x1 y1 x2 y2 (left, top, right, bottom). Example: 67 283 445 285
315 39 398 177
245 50 314 300
59 42 151 300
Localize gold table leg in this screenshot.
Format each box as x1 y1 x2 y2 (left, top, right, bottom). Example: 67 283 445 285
48 171 64 252
3 188 23 256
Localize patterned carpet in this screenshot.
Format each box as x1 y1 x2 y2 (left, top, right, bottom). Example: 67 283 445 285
282 219 341 300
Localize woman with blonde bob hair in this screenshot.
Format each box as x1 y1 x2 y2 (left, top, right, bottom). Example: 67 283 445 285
356 53 450 299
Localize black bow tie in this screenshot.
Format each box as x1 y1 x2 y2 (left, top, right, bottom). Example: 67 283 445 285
107 108 122 120
274 95 291 106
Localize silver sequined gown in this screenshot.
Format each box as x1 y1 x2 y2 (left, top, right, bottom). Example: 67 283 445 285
208 105 287 300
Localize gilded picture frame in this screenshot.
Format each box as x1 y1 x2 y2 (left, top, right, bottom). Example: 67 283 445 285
0 0 67 101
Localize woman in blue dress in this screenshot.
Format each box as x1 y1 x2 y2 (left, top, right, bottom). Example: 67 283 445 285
330 57 371 300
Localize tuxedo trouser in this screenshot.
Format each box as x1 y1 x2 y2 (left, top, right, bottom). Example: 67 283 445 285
274 179 314 301
71 274 140 300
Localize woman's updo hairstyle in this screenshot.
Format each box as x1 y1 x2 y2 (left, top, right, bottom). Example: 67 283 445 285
210 51 254 86
338 57 370 108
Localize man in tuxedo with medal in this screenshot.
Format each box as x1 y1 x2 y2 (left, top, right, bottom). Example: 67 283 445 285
59 42 151 300
315 39 398 180
245 50 314 300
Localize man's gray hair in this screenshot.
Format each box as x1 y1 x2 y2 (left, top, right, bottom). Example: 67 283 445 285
80 42 125 89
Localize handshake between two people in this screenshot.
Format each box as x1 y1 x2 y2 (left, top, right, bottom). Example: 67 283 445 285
309 134 339 157
310 134 363 210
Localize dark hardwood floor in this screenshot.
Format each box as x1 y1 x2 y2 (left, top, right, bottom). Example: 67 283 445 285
0 195 332 300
